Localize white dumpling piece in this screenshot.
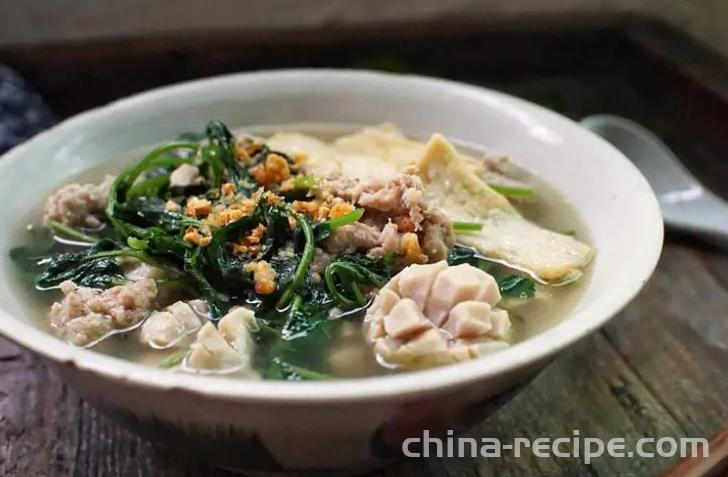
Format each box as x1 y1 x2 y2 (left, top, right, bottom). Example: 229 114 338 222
140 300 205 349
186 307 257 373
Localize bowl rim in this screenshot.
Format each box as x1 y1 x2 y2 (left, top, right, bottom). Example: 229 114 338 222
0 68 663 403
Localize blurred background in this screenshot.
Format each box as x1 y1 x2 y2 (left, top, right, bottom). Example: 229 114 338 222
0 2 726 108
2 0 728 190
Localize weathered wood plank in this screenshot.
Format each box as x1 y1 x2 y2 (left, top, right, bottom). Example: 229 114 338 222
0 337 21 360
0 327 691 476
602 241 728 438
0 352 76 477
698 240 728 291
384 331 685 477
0 347 234 477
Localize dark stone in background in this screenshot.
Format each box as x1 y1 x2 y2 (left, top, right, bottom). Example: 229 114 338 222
0 65 54 153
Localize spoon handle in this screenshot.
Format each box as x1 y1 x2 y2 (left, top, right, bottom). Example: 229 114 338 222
662 189 728 246
581 114 728 246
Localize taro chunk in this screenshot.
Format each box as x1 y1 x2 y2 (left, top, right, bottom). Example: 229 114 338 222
443 301 493 338
364 261 511 369
396 260 447 305
424 263 500 326
382 298 431 339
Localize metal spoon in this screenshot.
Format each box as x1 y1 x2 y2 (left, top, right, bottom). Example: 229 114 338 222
581 114 728 246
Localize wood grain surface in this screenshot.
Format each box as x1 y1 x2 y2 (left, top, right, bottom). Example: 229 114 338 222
1 26 727 477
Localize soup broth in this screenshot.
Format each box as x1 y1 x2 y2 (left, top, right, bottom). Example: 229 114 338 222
8 123 591 379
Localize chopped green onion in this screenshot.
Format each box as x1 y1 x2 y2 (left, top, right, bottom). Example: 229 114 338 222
127 237 149 250
158 348 189 369
453 221 483 232
488 183 535 198
48 221 98 243
326 208 365 231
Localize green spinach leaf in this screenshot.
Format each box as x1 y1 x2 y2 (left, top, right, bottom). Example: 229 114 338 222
498 274 536 299
34 239 127 290
265 357 332 381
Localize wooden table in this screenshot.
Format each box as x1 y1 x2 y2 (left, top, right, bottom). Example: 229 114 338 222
1 24 727 477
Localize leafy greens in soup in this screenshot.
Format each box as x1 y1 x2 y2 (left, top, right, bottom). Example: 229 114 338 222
9 122 593 380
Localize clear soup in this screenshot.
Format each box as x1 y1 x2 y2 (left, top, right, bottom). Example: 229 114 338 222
8 124 591 379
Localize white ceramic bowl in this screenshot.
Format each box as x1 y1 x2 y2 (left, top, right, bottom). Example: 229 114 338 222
0 70 663 474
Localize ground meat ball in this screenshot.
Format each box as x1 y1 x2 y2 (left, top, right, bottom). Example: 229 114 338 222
322 222 382 255
352 167 426 230
319 168 454 264
377 222 401 255
43 174 114 228
50 279 158 347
